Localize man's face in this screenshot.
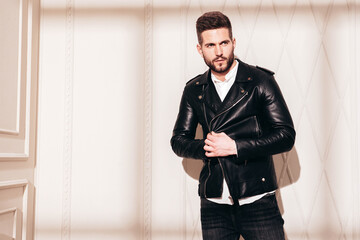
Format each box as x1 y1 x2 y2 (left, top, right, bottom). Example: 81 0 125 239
197 28 236 74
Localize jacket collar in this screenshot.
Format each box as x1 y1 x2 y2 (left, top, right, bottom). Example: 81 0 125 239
234 59 253 83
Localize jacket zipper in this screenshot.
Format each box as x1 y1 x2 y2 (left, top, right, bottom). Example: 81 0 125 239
201 89 248 198
211 92 248 198
204 159 211 198
209 92 249 130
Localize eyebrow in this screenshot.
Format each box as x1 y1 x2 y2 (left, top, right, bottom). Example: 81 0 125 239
204 40 230 47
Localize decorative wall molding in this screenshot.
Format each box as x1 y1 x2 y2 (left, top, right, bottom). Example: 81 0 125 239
0 208 22 240
180 1 188 237
0 179 29 240
0 153 29 159
61 0 74 239
144 1 153 239
0 179 28 190
352 0 360 234
0 0 31 160
0 0 25 135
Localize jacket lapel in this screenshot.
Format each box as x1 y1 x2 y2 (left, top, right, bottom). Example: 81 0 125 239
199 70 222 114
215 59 251 114
198 60 253 131
203 80 222 114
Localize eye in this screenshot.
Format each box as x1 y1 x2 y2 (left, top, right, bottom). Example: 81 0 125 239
221 41 229 46
206 43 215 48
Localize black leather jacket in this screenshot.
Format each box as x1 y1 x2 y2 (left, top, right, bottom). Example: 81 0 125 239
171 59 296 200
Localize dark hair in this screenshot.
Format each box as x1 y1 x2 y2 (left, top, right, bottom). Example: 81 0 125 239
196 11 233 45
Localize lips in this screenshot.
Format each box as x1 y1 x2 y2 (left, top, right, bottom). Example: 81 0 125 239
214 57 226 62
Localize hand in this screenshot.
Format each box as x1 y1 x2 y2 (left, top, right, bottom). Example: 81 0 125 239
204 132 237 157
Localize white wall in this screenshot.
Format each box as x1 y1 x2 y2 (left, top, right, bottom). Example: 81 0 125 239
35 0 360 239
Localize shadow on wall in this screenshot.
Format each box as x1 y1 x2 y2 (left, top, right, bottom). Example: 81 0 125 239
181 124 300 214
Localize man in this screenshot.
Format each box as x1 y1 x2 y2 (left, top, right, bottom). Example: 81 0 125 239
171 11 295 240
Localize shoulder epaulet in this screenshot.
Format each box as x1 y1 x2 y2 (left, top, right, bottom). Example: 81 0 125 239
256 66 275 75
186 74 202 85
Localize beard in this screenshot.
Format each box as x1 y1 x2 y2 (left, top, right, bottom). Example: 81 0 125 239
204 51 235 74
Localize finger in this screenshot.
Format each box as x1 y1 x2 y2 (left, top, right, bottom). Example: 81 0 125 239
205 151 215 157
216 132 231 140
204 139 215 147
206 151 220 157
213 132 227 138
203 144 214 152
206 133 216 141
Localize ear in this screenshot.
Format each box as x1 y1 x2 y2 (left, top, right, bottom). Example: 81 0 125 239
232 38 236 49
196 44 203 57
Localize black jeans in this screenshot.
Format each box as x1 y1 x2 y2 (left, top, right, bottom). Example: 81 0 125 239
200 194 285 240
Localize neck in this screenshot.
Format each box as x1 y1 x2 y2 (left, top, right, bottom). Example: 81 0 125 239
211 60 237 82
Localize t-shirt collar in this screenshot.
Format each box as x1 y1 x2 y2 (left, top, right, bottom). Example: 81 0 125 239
211 60 239 83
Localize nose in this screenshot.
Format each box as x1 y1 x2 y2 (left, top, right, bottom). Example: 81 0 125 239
215 44 223 56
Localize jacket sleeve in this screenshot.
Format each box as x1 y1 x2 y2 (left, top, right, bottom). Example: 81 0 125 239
170 88 206 160
235 76 296 160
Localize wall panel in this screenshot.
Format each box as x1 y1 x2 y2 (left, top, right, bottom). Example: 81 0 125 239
0 0 39 239
0 0 31 158
0 0 22 135
0 180 30 240
154 1 360 239
35 1 145 240
35 0 360 239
